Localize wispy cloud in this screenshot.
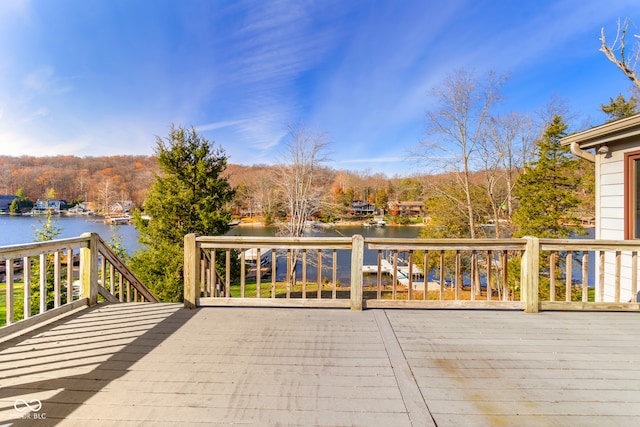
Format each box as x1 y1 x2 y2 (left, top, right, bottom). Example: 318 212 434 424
196 119 248 132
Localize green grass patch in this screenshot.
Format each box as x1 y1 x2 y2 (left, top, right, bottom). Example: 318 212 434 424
228 280 350 299
0 282 25 327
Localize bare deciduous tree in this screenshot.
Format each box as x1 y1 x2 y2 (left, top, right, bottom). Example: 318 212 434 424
274 124 331 289
417 69 505 238
275 124 332 238
479 112 534 237
601 18 640 91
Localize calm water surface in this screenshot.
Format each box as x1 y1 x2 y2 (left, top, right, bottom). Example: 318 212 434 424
0 215 141 251
0 215 422 255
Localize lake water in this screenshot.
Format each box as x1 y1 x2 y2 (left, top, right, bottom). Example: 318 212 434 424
0 215 142 251
0 215 422 253
0 215 596 286
0 216 423 285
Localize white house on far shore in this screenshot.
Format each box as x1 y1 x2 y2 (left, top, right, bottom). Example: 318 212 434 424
561 113 640 302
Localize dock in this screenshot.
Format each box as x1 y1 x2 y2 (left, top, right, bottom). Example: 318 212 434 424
363 258 438 290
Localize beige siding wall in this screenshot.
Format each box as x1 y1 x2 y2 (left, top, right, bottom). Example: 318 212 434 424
598 142 639 302
599 154 624 240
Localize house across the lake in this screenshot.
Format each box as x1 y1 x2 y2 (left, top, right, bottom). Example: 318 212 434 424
0 195 18 212
561 113 640 302
32 198 65 214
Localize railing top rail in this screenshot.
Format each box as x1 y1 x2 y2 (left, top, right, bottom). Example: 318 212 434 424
195 235 354 250
540 239 640 252
366 237 527 251
0 235 89 261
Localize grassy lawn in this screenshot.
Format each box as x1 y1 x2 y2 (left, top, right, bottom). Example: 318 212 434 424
0 282 25 327
229 280 349 299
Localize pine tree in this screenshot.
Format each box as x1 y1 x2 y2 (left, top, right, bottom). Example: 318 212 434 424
130 125 235 302
513 116 585 238
601 94 638 121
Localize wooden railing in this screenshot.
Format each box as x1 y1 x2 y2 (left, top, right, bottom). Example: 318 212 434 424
184 234 640 312
1 232 156 338
536 239 640 311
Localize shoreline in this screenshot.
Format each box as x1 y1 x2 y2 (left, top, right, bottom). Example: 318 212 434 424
234 220 425 227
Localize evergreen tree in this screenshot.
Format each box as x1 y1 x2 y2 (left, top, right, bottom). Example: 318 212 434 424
513 116 585 238
130 125 235 302
601 94 638 121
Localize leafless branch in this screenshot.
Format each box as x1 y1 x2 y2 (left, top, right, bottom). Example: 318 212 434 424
601 18 640 89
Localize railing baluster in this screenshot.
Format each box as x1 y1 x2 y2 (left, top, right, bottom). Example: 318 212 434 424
211 249 217 297
408 250 413 300
225 249 231 298
66 249 73 302
581 252 589 303
109 263 115 296
200 252 207 297
256 248 262 299
286 250 291 299
317 249 322 299
301 249 306 299
615 251 621 303
100 253 106 290
119 274 124 302
501 250 508 301
455 250 461 300
39 253 46 314
6 259 14 325
332 249 337 300
423 250 428 301
565 251 573 302
598 251 605 302
486 250 492 301
271 249 276 299
54 251 61 308
377 250 382 300
392 250 398 300
550 252 557 302
632 251 638 304
240 248 246 298
470 250 476 302
23 256 31 319
439 250 445 301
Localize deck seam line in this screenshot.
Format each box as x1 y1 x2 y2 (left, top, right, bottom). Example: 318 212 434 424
373 309 436 427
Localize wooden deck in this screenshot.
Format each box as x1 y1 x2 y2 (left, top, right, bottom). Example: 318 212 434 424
1 304 640 426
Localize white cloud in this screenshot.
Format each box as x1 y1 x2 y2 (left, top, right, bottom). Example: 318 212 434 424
196 119 248 132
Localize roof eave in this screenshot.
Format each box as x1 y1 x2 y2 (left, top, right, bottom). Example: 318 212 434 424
560 113 640 149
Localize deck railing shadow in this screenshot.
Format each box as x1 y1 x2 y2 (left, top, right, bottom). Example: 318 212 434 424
1 232 157 339
0 303 190 424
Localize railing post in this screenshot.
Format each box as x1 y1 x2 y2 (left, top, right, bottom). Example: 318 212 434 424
350 234 364 311
80 232 99 306
184 233 200 309
521 236 539 313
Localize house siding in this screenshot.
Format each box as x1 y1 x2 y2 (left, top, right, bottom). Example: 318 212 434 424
598 143 639 302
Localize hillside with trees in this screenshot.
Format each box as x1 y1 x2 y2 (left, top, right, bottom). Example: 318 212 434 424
0 155 158 212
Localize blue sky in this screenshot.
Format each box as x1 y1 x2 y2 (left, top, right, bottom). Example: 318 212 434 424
1 0 639 176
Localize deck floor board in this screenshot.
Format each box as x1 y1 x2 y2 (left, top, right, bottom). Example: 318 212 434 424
1 304 640 426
